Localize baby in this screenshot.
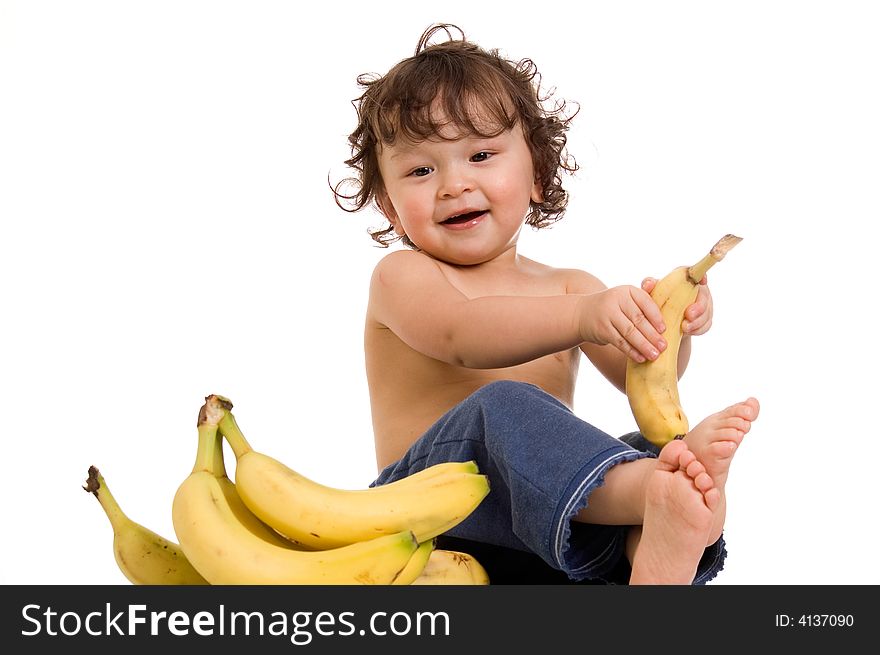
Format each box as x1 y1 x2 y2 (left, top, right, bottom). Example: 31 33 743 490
334 24 759 584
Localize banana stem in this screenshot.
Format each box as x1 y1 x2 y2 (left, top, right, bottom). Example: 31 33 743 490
83 466 128 529
198 394 252 461
687 234 743 284
217 411 253 460
193 422 221 474
211 426 229 479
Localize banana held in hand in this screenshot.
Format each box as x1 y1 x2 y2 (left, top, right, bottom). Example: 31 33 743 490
210 394 490 550
83 466 208 585
625 234 742 447
171 401 419 584
410 549 490 585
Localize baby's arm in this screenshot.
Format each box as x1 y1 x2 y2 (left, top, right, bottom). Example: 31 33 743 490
369 251 583 368
369 251 666 370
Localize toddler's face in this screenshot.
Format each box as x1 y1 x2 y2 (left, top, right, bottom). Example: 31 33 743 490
376 119 542 266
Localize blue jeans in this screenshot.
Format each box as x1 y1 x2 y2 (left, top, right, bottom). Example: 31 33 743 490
371 380 726 584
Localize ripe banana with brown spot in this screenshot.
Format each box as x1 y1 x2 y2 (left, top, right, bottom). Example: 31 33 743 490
84 466 208 585
171 401 419 584
210 394 491 550
625 234 742 447
410 549 490 585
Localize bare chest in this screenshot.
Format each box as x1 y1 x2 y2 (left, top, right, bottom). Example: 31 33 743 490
365 326 580 468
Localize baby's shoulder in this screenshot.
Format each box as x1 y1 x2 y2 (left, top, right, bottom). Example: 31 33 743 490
519 257 606 294
369 249 450 296
561 267 606 294
371 249 440 279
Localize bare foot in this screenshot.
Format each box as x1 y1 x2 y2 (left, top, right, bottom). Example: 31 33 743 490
683 397 760 544
684 397 759 485
630 439 718 584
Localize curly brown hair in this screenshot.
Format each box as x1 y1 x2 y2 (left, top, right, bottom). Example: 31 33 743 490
332 24 579 248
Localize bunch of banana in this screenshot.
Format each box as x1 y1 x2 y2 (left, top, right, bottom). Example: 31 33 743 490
171 402 422 584
83 466 208 585
209 394 491 550
87 395 492 584
625 234 743 446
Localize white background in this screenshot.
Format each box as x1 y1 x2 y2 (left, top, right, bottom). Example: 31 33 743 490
2 0 878 585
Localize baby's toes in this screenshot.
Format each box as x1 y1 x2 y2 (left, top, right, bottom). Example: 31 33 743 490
684 457 707 481
745 397 760 418
723 416 752 434
707 440 737 461
703 487 721 511
657 439 689 471
677 447 697 470
715 426 746 445
692 470 715 494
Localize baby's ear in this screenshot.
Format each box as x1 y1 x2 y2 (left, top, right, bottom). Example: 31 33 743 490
530 176 544 204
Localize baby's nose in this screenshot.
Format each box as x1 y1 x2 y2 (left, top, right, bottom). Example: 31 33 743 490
438 167 474 198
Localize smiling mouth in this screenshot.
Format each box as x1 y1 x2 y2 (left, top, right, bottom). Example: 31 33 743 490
441 210 487 225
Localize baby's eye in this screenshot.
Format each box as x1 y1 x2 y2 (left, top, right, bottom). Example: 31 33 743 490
471 151 492 162
410 167 432 177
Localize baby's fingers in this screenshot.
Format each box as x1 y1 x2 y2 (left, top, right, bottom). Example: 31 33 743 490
683 284 712 335
616 290 667 362
683 310 712 335
610 316 656 362
634 287 666 336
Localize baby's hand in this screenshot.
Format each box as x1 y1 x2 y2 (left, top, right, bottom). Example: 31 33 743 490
641 275 714 336
579 286 667 363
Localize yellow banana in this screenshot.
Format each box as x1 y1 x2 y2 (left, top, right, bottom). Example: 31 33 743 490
83 466 208 585
625 234 743 446
392 539 436 585
410 549 490 585
209 394 491 550
204 414 308 550
171 402 419 584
